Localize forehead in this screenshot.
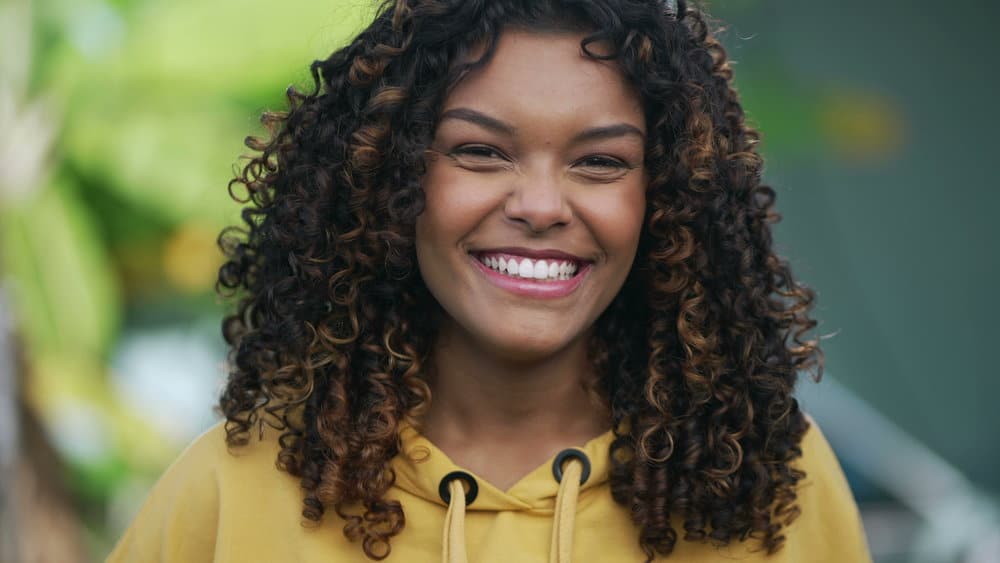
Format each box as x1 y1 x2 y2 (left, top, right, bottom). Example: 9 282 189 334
442 30 644 128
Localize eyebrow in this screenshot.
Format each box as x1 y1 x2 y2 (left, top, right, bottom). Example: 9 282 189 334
439 108 516 136
438 107 644 143
570 123 645 144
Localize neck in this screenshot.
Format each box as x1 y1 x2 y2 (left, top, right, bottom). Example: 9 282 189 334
420 320 610 452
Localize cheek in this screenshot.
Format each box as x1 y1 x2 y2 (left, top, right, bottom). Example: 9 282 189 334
417 163 506 248
415 164 460 249
584 183 647 257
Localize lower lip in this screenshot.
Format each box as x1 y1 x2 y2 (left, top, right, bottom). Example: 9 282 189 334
470 255 591 299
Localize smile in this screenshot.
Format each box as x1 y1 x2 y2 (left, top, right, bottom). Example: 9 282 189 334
469 249 591 299
476 252 579 281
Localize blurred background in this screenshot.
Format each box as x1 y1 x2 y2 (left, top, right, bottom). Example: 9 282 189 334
0 0 996 561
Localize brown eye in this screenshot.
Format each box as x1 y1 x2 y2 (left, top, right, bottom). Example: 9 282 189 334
447 144 513 172
577 156 627 170
451 145 508 161
573 155 633 181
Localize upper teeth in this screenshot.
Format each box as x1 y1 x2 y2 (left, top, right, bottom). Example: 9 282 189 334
478 254 579 280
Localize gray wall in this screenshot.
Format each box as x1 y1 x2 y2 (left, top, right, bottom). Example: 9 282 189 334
713 0 999 490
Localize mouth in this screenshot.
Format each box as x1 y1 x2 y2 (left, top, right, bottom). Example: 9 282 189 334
470 247 591 282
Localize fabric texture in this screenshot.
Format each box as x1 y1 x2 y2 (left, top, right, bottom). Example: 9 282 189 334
107 416 872 562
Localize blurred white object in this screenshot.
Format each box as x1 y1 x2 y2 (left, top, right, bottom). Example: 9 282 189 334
0 0 57 206
801 375 1000 563
110 319 225 448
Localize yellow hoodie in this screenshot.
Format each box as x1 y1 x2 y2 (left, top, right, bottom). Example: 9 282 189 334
107 417 871 562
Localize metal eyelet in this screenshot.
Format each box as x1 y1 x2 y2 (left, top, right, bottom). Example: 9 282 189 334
552 449 592 485
438 470 479 506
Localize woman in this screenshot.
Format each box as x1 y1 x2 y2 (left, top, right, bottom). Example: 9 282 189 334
108 0 872 561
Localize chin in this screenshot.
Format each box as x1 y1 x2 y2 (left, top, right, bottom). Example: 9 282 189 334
474 324 586 364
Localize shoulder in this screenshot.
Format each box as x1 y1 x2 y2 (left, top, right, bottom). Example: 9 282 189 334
797 413 848 481
166 420 233 474
106 420 284 562
139 420 271 491
782 413 873 562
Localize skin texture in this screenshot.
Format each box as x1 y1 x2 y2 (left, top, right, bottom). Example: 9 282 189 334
217 1 823 560
415 31 647 489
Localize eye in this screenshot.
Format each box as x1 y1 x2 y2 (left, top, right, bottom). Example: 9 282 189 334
576 155 627 170
572 155 634 181
450 144 509 161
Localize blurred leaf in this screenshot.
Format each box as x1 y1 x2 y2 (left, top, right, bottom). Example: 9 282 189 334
0 0 381 256
162 222 224 293
63 101 248 226
36 0 378 105
0 179 121 358
108 0 376 99
26 354 181 472
46 1 378 228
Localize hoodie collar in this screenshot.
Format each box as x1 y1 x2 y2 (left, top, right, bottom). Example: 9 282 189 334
392 423 615 513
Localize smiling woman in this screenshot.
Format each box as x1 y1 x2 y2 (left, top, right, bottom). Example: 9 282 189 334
107 1 871 562
417 31 646 366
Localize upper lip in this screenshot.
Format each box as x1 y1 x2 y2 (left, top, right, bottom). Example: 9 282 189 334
473 247 591 263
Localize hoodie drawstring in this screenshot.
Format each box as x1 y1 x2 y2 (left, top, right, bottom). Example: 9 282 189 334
440 471 477 563
443 479 468 563
439 450 591 563
550 449 591 563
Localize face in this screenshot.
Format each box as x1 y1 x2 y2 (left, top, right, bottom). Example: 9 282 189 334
415 29 647 361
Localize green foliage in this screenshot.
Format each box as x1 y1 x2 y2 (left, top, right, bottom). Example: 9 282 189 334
2 1 381 559
1 180 121 359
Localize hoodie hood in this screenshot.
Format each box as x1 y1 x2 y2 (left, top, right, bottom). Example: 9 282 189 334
392 423 615 513
391 422 616 563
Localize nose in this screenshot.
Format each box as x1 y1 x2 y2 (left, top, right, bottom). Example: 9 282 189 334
503 167 572 233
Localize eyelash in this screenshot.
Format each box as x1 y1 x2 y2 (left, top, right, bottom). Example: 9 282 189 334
450 145 630 170
577 155 629 170
452 145 507 159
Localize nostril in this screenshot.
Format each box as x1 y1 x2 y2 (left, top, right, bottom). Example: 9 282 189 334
503 193 572 232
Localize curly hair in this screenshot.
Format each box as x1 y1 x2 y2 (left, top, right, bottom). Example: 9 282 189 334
215 0 823 560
